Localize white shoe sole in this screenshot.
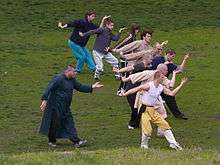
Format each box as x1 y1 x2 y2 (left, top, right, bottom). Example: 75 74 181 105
169 143 183 151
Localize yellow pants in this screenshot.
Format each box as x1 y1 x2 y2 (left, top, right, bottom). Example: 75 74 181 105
141 106 171 136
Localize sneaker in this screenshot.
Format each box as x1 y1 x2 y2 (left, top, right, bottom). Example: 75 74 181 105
117 89 125 96
94 73 100 80
73 139 87 148
128 125 134 130
140 135 149 149
115 74 121 80
48 142 57 147
176 114 188 120
141 144 149 149
116 90 122 96
169 143 183 151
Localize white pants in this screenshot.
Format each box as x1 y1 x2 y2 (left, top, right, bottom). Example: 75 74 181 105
93 50 119 72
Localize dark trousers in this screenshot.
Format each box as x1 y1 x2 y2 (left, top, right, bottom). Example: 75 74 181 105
127 93 138 127
161 92 184 117
118 60 129 91
126 82 141 127
48 111 59 143
48 111 80 144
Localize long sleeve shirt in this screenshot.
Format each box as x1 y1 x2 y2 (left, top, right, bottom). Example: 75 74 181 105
114 34 137 50
42 74 92 107
39 73 93 138
115 40 152 54
66 19 98 47
83 27 120 54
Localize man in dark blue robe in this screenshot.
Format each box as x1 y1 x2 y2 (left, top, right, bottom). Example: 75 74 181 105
39 65 103 147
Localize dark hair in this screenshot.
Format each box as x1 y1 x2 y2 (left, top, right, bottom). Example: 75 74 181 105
166 49 176 55
130 23 140 35
140 29 153 39
85 10 96 19
103 17 114 26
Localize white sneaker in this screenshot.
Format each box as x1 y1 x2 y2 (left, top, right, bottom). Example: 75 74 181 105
141 144 149 149
128 125 134 130
141 133 150 149
74 139 87 148
169 143 183 151
116 90 122 96
48 142 57 147
115 73 121 80
117 89 125 96
94 73 100 80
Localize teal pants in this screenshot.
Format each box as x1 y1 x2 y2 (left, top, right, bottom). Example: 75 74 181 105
68 40 95 72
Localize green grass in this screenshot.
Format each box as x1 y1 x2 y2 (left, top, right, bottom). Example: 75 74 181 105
1 148 220 165
0 0 220 164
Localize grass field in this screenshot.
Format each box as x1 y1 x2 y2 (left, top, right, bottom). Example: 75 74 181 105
0 0 220 164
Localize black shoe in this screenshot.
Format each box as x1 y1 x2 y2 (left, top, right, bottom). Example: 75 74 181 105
73 139 87 148
176 114 188 120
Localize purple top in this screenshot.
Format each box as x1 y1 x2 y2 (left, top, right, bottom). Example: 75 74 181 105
83 27 120 54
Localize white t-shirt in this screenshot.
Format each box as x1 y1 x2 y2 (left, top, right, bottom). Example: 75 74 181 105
141 81 164 106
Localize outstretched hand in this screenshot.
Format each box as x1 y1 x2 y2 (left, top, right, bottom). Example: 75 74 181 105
119 27 127 33
184 54 190 60
58 22 66 29
79 32 84 37
181 77 188 84
58 22 62 27
161 40 168 46
92 82 104 90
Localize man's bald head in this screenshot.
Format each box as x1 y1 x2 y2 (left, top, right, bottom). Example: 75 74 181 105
157 64 168 76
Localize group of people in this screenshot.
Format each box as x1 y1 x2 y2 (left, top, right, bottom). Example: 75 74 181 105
39 10 190 150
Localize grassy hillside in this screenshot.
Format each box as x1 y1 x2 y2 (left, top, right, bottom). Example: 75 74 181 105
0 0 220 164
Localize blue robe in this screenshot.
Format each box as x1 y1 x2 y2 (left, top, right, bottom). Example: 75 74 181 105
39 73 92 139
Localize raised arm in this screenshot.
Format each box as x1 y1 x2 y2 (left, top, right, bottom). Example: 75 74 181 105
114 34 132 49
169 70 178 88
114 40 141 55
100 15 111 27
179 54 189 70
123 83 150 96
163 77 188 96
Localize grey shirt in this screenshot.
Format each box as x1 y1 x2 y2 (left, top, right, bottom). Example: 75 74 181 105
83 27 120 54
